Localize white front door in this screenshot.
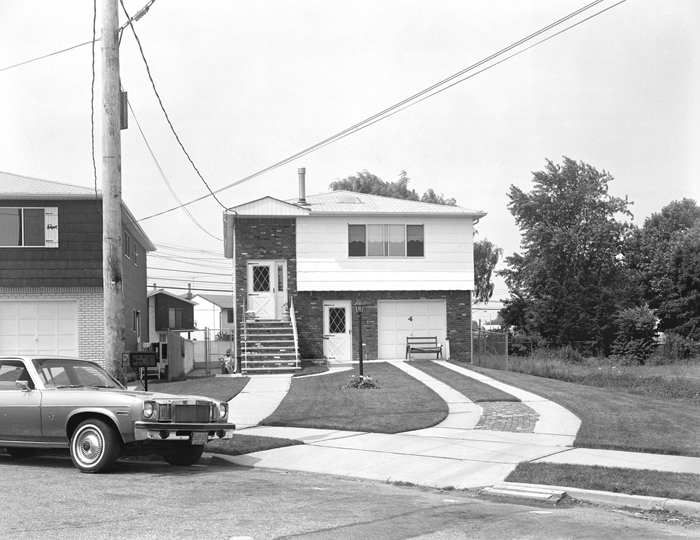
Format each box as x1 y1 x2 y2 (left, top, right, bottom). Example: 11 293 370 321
323 300 352 363
247 261 288 320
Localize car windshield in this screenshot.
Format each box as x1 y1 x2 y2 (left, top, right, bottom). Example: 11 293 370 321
32 359 124 389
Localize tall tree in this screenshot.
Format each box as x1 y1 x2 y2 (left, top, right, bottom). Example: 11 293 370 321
330 170 500 302
499 157 633 351
627 199 700 339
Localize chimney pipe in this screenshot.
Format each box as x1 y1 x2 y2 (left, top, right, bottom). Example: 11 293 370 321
298 167 306 205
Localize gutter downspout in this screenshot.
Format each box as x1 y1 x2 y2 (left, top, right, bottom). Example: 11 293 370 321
231 212 238 366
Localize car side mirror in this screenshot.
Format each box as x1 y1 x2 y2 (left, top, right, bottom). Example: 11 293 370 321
15 380 31 392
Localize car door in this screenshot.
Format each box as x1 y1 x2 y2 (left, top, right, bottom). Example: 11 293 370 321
0 360 42 441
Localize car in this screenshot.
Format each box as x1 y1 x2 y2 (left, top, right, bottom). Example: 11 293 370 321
0 356 236 473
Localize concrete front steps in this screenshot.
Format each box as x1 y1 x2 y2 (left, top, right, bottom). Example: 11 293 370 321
241 319 300 373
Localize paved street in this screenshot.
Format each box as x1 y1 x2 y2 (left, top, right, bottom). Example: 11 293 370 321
0 453 696 540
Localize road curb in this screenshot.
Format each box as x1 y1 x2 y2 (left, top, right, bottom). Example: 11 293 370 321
487 483 700 518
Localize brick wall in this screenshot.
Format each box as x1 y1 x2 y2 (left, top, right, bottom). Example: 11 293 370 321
294 290 472 361
0 287 104 364
233 216 296 344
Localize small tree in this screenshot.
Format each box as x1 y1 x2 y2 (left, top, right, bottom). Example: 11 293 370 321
610 306 657 364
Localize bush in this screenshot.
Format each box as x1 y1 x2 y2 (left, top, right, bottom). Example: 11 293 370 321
611 307 657 364
344 375 380 389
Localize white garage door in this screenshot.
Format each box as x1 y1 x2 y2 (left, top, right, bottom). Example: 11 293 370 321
377 300 446 359
0 300 79 356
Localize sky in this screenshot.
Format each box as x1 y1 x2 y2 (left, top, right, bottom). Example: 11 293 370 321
1 0 698 323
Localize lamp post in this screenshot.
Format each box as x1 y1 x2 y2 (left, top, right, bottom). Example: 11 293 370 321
353 299 365 376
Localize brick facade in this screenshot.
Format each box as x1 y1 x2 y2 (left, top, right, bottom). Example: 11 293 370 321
294 289 472 361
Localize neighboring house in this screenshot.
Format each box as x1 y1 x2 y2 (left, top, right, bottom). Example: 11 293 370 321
223 169 486 364
0 172 155 363
190 293 234 337
146 289 196 371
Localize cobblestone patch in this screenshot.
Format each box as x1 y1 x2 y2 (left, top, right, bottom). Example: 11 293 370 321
474 402 540 432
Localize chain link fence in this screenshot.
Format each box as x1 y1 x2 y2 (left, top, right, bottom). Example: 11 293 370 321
472 330 509 370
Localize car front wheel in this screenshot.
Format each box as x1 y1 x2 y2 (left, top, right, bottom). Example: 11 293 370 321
163 444 205 466
70 419 120 473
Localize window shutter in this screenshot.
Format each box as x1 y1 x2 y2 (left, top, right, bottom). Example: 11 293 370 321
44 207 59 248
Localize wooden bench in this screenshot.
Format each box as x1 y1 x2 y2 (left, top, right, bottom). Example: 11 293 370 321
405 337 443 360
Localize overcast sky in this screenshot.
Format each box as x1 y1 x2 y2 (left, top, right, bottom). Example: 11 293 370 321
1 0 698 320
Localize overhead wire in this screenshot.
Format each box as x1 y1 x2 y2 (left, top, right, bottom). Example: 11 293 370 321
118 0 228 211
127 99 222 241
0 38 98 73
134 0 620 224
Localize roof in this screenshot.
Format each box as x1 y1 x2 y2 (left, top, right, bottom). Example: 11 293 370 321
226 190 486 218
0 171 155 251
191 294 234 309
148 289 198 305
0 171 98 198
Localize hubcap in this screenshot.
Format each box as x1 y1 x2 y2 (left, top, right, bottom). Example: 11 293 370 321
76 428 103 465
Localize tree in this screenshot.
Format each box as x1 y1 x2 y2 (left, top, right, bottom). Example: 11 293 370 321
473 237 503 303
330 170 500 302
499 157 633 352
627 200 700 339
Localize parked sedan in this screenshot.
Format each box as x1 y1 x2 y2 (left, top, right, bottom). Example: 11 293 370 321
0 356 236 473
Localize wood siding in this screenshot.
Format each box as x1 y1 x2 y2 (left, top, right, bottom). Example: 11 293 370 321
295 215 475 291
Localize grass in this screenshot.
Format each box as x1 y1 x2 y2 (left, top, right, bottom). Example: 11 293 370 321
507 462 700 503
205 434 304 456
409 360 519 402
143 376 250 402
506 354 700 403
460 362 700 457
261 362 448 433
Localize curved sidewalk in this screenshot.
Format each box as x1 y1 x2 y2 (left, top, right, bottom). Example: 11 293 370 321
222 361 584 489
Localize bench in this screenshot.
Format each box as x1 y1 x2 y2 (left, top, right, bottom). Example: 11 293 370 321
405 337 443 360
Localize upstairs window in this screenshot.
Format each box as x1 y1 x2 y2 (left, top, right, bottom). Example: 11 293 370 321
168 308 183 329
348 224 424 257
0 207 58 248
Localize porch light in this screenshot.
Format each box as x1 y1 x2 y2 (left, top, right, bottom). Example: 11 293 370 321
354 300 365 376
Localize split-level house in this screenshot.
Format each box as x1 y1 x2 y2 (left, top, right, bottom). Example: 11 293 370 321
0 172 155 363
223 169 486 370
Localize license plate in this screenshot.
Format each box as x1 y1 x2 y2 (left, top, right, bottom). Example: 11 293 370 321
191 432 208 445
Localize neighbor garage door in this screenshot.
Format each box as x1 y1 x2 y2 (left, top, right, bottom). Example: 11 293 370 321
377 300 446 359
0 300 79 356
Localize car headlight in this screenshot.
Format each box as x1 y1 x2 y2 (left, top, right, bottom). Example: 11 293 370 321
143 401 156 419
219 402 228 420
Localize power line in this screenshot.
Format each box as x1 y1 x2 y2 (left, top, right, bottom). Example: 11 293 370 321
128 99 222 241
134 0 620 224
118 0 228 211
0 38 99 73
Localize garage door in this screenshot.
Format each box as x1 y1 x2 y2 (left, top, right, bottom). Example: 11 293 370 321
0 300 79 356
377 300 446 360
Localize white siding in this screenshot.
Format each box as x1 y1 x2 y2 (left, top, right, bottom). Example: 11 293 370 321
296 215 475 291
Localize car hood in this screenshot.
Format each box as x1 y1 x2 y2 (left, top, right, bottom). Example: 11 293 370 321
49 387 222 403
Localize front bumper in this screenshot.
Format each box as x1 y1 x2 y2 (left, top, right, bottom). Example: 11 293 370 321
134 421 236 442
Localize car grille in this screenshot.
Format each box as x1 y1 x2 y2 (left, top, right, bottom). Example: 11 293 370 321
158 403 211 423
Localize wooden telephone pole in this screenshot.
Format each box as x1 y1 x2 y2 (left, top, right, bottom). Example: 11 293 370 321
102 0 125 379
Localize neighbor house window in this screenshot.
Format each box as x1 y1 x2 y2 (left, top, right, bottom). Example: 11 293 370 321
226 309 233 323
123 232 132 259
0 207 58 248
348 224 423 257
168 308 182 329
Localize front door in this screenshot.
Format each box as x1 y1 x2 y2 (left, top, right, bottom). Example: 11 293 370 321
247 261 288 320
323 300 352 363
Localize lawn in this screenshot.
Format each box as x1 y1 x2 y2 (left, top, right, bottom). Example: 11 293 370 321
461 363 700 457
507 462 700 503
261 362 448 433
144 376 250 402
410 360 519 402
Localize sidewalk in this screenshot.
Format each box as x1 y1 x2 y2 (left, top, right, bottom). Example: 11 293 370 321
217 360 700 508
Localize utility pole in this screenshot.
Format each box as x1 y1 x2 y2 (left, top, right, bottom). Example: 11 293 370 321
102 0 125 380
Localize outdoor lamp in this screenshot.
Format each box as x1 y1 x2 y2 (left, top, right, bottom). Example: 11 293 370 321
354 300 365 376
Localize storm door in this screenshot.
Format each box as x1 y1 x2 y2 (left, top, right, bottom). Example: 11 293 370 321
247 261 288 320
322 300 352 362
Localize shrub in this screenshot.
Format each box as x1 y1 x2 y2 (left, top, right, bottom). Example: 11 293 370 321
611 307 657 364
344 375 380 389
